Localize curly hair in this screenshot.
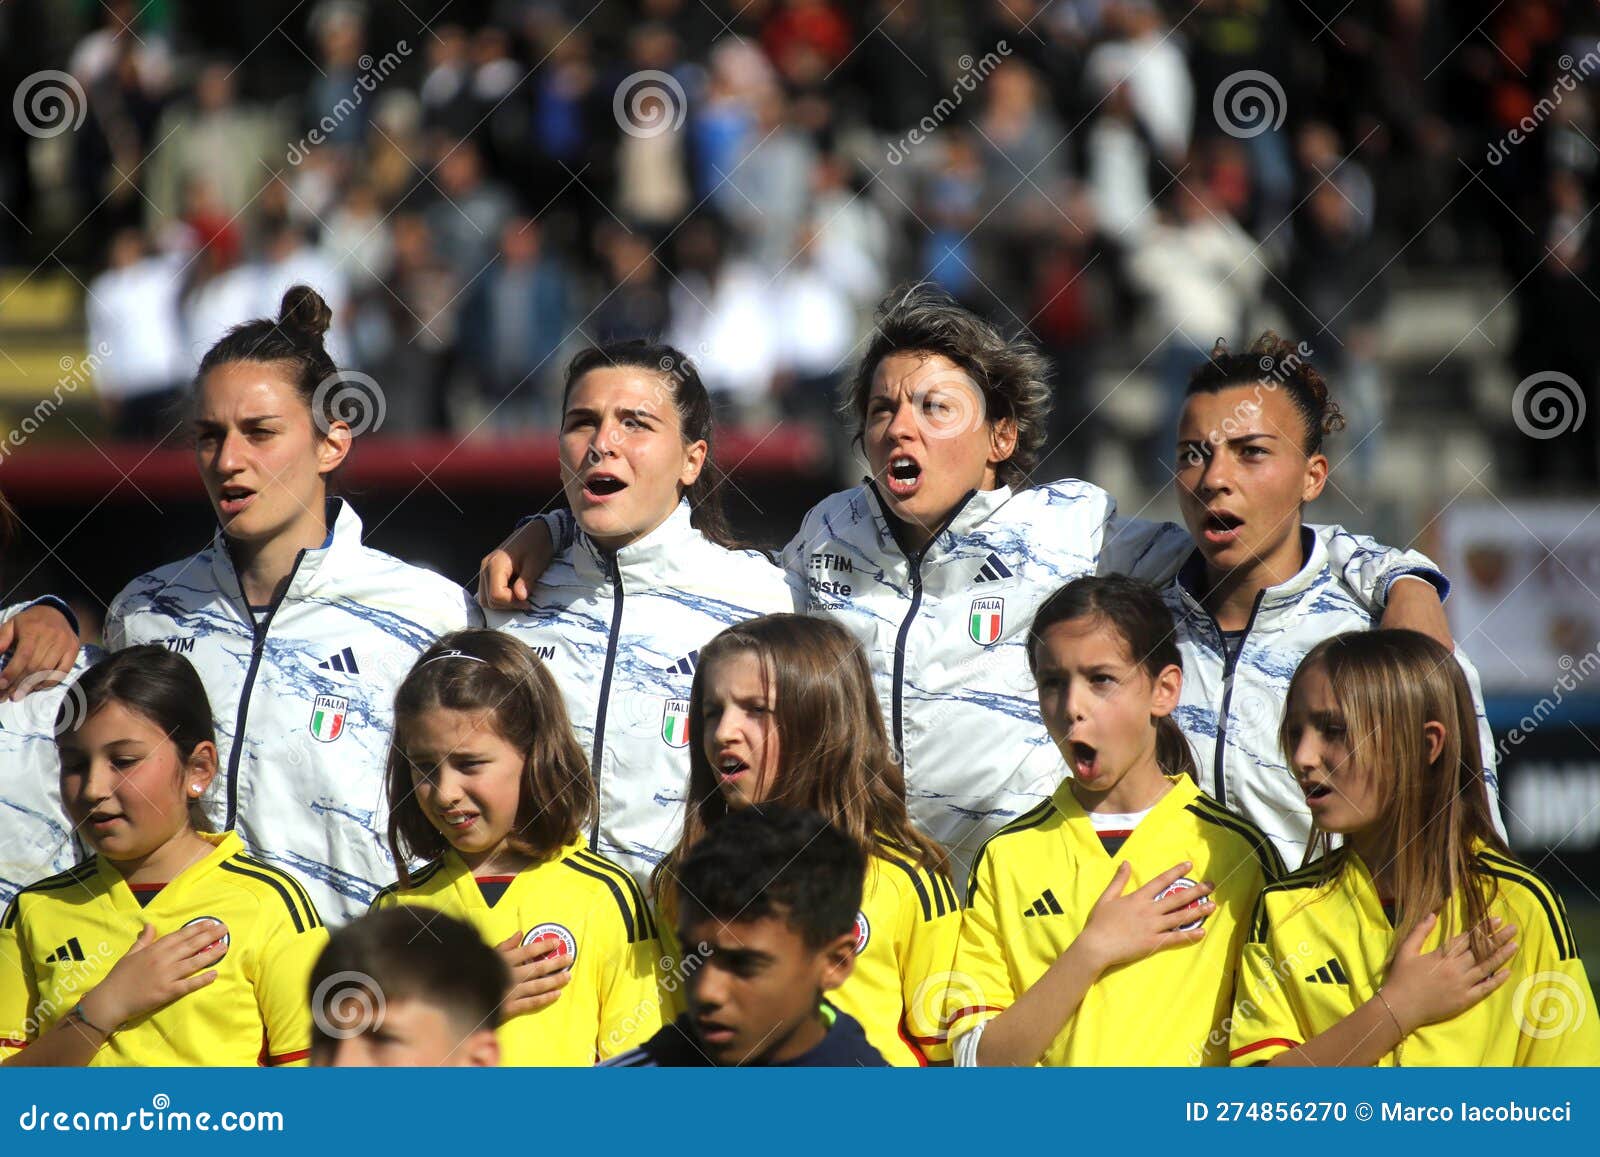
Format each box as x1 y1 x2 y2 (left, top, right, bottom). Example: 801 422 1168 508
845 284 1053 488
1186 331 1346 456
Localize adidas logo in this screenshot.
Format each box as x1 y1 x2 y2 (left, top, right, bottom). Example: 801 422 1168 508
1023 889 1064 917
318 646 360 675
668 650 698 677
44 937 85 963
1304 957 1350 985
973 553 1014 584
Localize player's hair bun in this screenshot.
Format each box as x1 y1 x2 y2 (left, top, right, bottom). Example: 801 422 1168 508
277 285 333 341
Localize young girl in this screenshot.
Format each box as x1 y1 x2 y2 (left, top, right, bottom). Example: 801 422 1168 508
1230 629 1599 1065
373 629 662 1066
482 341 795 890
949 576 1282 1066
484 288 1447 886
1168 333 1504 867
653 613 961 1066
0 647 326 1066
106 286 481 922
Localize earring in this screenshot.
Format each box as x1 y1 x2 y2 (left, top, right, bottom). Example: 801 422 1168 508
189 784 203 796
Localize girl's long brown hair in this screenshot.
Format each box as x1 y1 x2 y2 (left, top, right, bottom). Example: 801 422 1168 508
386 630 594 884
1282 630 1509 964
652 613 949 909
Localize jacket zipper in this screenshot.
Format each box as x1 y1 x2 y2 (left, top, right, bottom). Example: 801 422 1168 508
588 553 626 849
1206 588 1266 808
224 548 308 828
882 486 977 770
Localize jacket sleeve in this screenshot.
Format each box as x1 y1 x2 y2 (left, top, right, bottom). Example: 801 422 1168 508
1311 524 1449 611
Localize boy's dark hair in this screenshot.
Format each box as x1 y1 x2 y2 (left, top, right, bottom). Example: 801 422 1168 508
62 645 215 830
845 283 1053 489
309 909 509 1054
1185 331 1346 456
561 340 741 550
1027 575 1198 783
675 806 865 949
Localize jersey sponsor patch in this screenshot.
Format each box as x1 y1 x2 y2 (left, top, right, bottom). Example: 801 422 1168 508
308 694 348 743
853 910 870 954
522 922 577 969
182 916 230 957
1155 876 1207 932
968 597 1004 646
661 698 691 748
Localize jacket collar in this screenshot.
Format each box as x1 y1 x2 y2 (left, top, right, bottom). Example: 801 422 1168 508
862 479 1016 560
209 497 361 611
572 499 697 585
1174 525 1328 622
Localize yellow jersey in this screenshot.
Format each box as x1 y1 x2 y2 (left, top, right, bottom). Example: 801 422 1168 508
372 839 662 1065
0 831 325 1066
655 840 960 1066
949 774 1282 1065
1230 844 1600 1066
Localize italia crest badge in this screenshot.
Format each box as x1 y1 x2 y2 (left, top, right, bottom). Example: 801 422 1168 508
968 597 1004 646
661 698 691 748
309 694 349 743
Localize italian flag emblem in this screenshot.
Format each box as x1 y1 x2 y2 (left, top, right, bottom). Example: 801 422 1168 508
661 698 691 748
969 596 1004 646
309 694 349 743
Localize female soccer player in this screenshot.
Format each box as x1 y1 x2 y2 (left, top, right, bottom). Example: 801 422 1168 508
1231 630 1598 1065
654 613 959 1065
0 647 326 1066
374 630 660 1065
105 286 480 922
950 577 1280 1066
1166 333 1503 866
483 341 794 889
481 287 1446 884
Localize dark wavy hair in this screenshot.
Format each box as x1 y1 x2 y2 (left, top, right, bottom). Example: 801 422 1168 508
845 283 1053 488
1186 331 1346 456
561 341 741 549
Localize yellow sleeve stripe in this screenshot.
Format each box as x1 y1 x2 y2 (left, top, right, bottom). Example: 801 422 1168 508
235 854 325 929
1476 853 1577 961
964 799 1057 900
566 852 656 944
2 862 98 929
218 859 321 932
1184 800 1286 881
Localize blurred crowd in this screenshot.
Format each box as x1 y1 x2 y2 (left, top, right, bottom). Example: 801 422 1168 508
2 0 1597 482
